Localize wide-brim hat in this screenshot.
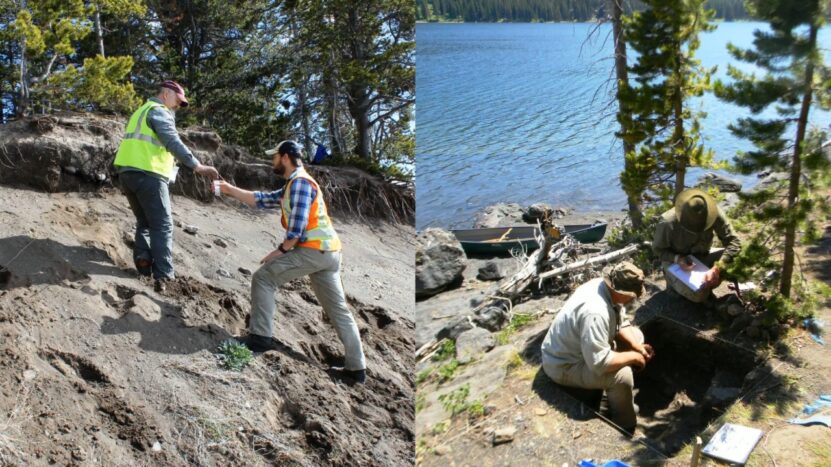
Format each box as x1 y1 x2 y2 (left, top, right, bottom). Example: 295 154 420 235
675 188 718 233
603 261 646 300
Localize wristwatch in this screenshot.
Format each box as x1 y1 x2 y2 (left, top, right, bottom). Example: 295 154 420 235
278 244 288 254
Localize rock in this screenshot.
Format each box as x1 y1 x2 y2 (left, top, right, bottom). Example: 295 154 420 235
214 238 228 248
492 426 516 445
473 306 509 332
433 445 450 456
722 192 741 211
183 225 199 235
22 369 37 381
484 404 497 416
522 203 552 222
416 228 466 299
473 203 524 228
752 172 789 193
217 268 233 278
174 219 183 228
238 267 252 276
477 261 505 281
152 441 162 452
727 304 744 317
704 386 741 405
436 317 473 342
456 328 496 364
127 294 161 320
698 172 742 193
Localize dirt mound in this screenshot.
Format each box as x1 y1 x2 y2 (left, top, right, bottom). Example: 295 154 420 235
0 113 413 223
0 186 414 465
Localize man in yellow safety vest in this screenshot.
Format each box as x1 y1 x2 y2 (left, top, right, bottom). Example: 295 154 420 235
113 80 219 292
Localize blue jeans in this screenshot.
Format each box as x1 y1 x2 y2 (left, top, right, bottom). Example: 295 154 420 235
119 170 174 280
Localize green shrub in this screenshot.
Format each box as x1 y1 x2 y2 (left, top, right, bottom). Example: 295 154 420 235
438 384 470 417
432 339 456 362
216 339 253 371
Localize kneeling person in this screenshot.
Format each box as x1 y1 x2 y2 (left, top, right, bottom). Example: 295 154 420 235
652 189 741 302
540 262 653 432
218 141 367 383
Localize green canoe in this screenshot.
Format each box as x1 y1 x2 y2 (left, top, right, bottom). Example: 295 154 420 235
451 223 607 256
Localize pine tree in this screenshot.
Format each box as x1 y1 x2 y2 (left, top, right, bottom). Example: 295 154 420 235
621 0 718 201
714 0 831 298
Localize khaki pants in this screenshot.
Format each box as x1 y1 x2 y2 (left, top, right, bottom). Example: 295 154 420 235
541 327 644 429
662 248 724 303
249 247 366 371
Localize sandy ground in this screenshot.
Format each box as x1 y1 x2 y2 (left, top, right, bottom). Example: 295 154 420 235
0 185 415 466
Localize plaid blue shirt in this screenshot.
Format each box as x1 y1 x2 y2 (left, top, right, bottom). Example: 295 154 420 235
253 169 317 242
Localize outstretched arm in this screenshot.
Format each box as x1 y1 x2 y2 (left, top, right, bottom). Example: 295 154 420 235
217 181 283 209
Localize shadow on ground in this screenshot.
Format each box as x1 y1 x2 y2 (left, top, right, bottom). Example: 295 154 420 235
0 235 129 289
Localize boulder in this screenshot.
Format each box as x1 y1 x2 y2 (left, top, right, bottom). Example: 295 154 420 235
435 316 474 342
473 306 509 331
416 228 466 299
697 172 742 193
473 203 524 228
455 328 495 364
477 261 505 281
522 203 553 222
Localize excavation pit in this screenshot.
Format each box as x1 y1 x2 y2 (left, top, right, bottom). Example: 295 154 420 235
632 318 758 455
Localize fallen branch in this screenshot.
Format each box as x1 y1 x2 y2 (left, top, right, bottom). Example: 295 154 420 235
537 243 641 282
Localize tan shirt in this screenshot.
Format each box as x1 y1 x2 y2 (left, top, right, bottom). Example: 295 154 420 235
540 279 629 375
652 207 741 265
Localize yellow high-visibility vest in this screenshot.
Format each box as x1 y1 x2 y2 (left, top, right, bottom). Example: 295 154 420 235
113 100 175 178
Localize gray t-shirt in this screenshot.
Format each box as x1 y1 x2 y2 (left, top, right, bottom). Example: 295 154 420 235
540 278 629 375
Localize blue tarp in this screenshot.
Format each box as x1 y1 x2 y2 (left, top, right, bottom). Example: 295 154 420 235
312 144 329 164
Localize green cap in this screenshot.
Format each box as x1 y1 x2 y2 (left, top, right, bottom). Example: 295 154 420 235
603 261 645 299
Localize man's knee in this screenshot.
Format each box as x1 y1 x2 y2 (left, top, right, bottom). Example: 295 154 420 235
613 366 634 388
252 266 271 286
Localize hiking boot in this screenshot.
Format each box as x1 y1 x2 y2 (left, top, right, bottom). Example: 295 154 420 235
329 367 367 385
154 279 167 293
136 258 152 277
241 333 277 353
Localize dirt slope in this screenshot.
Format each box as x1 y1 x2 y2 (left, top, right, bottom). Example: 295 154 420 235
0 115 415 466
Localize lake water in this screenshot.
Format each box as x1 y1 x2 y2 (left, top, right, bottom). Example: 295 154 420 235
415 22 831 229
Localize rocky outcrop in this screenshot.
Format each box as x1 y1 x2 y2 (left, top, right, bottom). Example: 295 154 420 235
416 228 466 299
473 203 524 228
697 172 742 193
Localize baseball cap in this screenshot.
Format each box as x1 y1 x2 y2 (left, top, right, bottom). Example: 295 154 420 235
160 80 189 107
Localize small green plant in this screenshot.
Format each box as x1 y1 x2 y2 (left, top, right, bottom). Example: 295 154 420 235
467 400 485 418
216 339 253 371
495 313 536 345
505 351 523 370
416 368 434 386
436 359 459 383
438 384 470 417
431 420 450 435
416 392 427 413
432 339 456 362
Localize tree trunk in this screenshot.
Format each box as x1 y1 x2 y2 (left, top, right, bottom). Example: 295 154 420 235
18 33 29 117
611 0 642 227
672 71 686 199
780 23 817 298
94 7 105 57
349 94 371 160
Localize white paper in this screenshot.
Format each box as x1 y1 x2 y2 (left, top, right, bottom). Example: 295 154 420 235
666 255 709 292
702 423 763 465
168 165 179 184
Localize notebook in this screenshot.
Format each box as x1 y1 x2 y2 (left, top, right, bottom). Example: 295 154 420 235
666 255 709 292
702 423 763 464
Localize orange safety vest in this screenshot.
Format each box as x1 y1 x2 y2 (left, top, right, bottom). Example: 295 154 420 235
280 168 341 251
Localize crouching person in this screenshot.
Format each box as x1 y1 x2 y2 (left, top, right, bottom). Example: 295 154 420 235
540 262 653 432
217 141 367 384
